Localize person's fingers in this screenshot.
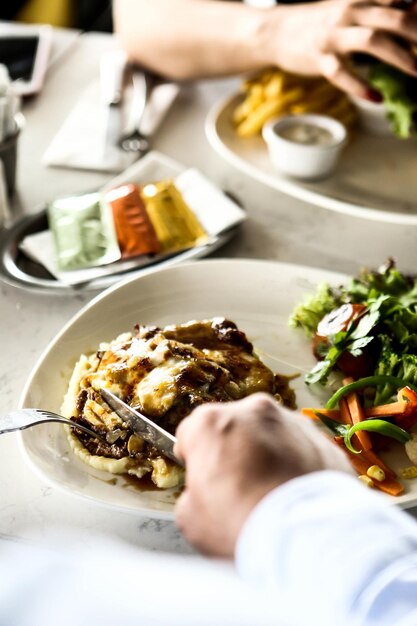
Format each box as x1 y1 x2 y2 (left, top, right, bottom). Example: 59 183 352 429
318 53 375 99
351 5 417 43
357 0 415 7
173 403 219 462
331 26 417 76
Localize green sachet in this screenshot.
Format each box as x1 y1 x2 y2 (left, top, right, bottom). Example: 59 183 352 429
47 192 121 271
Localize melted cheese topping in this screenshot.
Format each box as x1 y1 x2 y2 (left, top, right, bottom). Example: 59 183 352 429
62 319 295 489
136 356 191 414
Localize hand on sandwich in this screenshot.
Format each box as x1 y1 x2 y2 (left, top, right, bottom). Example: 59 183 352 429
264 0 417 102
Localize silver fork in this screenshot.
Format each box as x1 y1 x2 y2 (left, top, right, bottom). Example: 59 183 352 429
119 70 150 154
1 409 103 440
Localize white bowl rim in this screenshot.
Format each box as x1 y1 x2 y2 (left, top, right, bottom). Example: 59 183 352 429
263 113 348 151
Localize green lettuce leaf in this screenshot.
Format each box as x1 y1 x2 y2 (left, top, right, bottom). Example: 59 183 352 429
369 64 417 139
288 282 342 338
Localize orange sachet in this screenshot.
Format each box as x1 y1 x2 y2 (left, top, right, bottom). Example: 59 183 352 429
105 184 161 258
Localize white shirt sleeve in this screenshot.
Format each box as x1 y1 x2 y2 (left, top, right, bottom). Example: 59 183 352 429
2 471 417 626
0 534 281 626
236 470 417 626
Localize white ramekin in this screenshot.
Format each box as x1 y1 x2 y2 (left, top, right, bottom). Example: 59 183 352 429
262 114 348 181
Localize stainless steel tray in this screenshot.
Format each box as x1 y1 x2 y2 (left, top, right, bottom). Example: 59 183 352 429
0 207 240 294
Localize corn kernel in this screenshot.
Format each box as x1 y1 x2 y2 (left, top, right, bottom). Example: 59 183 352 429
358 475 374 488
400 466 417 480
366 465 386 483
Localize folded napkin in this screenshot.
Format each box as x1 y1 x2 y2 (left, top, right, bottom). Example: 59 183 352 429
19 166 246 286
42 81 179 173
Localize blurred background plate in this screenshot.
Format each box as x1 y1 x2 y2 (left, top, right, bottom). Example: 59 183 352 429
0 151 242 294
206 93 417 225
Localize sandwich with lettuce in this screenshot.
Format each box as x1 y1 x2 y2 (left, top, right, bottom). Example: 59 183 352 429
367 61 417 139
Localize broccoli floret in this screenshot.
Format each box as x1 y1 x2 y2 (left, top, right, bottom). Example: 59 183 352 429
385 308 417 351
374 335 417 403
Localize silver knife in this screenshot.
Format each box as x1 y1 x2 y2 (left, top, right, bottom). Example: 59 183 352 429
100 389 184 467
100 50 127 148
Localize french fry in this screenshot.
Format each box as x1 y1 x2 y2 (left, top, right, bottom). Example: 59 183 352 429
233 84 265 125
291 95 338 115
233 69 357 137
264 73 285 100
259 69 276 85
236 87 304 137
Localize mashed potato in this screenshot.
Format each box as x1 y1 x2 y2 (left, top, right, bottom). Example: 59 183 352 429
62 318 295 489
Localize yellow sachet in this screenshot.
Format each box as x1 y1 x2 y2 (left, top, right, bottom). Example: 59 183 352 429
141 180 207 254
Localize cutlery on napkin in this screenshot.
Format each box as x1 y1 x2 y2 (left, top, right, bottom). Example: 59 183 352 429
42 53 180 173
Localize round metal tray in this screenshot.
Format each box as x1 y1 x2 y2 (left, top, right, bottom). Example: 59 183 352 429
0 208 240 294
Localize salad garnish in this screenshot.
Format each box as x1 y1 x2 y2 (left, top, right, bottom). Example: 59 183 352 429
290 260 417 495
290 259 417 400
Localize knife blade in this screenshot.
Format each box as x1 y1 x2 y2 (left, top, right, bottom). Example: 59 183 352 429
100 389 184 467
100 50 127 149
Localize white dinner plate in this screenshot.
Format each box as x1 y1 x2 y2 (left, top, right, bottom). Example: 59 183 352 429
206 93 417 225
18 259 417 516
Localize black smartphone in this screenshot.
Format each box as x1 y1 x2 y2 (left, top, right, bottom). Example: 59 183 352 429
0 26 51 95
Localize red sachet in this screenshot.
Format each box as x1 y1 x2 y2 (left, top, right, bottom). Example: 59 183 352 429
105 183 161 258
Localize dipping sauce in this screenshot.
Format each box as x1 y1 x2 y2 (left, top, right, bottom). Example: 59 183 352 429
105 183 161 259
47 192 121 271
141 180 207 254
276 122 334 146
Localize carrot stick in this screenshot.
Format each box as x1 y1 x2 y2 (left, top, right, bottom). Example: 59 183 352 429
364 402 408 417
334 438 403 496
344 384 372 452
342 376 372 451
334 437 397 478
340 398 353 425
334 436 396 478
301 408 342 422
305 405 406 422
371 477 404 497
359 448 397 480
304 403 408 421
339 396 369 455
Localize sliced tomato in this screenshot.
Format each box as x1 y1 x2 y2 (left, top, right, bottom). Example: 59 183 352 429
316 303 367 339
312 303 373 376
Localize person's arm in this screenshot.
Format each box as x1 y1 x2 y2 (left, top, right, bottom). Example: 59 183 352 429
114 0 269 80
175 393 417 626
114 0 417 99
237 472 417 626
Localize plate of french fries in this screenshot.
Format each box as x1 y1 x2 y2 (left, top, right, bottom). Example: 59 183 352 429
205 69 417 225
